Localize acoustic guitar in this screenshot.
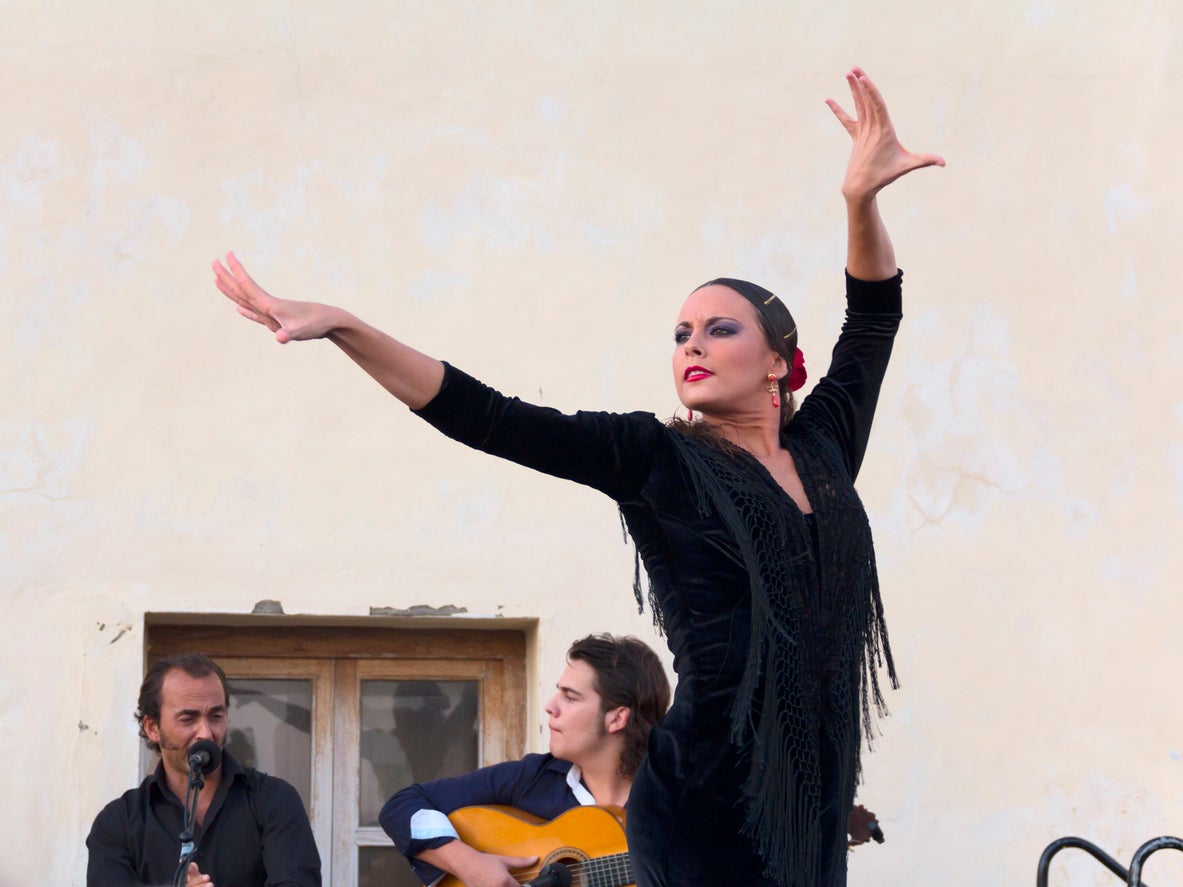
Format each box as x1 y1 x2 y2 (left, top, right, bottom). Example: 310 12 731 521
439 804 634 887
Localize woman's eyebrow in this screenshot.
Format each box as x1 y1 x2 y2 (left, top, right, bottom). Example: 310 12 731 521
675 315 742 328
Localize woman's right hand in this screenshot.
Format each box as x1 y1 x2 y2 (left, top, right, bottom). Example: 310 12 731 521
212 252 349 344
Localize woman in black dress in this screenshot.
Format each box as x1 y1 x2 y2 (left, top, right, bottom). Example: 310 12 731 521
213 68 942 887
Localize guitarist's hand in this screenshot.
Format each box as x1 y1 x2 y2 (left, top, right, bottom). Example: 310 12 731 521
459 851 540 887
418 840 538 887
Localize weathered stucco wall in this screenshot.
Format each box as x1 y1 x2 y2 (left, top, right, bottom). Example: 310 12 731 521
3 2 1182 885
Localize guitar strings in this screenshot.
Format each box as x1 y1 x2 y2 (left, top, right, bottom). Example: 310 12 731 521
511 854 634 884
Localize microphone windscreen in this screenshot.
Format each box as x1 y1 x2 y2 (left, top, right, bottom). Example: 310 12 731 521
187 739 223 775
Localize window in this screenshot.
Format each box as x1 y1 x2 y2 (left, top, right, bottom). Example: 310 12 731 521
146 621 527 887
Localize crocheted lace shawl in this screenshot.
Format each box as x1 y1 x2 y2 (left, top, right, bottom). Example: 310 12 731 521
633 422 896 886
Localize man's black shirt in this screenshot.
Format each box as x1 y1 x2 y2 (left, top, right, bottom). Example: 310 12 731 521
86 750 320 886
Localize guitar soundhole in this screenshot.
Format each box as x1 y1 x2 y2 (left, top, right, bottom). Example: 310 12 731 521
542 847 591 887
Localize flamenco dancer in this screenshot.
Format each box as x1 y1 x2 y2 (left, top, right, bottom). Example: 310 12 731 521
213 68 942 887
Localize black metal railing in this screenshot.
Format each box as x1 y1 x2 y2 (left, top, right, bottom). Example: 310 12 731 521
1038 834 1183 886
1037 836 1144 887
1128 836 1183 885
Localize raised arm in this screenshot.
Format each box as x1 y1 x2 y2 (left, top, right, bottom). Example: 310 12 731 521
825 67 944 281
211 252 445 409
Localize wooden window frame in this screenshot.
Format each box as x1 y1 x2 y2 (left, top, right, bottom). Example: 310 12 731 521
146 621 528 887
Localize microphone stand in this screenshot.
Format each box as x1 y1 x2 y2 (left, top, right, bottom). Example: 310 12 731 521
171 761 207 887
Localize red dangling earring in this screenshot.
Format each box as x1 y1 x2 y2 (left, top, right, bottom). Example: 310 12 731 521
687 408 694 421
767 373 780 409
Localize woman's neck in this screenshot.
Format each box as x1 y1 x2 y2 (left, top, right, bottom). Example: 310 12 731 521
701 411 783 458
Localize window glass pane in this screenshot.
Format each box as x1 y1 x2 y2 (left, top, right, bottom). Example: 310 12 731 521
359 845 421 887
358 680 479 825
226 678 313 815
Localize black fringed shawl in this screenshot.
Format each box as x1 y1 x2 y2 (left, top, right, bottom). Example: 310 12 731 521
413 272 903 887
630 420 896 886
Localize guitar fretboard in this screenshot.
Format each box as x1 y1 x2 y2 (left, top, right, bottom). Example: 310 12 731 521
580 851 633 887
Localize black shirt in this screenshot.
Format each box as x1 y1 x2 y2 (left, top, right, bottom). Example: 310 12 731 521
86 750 321 887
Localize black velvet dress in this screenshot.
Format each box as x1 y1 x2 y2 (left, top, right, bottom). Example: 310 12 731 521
414 272 901 887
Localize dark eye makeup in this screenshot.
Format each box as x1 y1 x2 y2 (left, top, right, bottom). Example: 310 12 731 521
674 320 740 343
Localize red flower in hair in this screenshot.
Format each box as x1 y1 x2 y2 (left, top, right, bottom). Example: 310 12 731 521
788 348 807 392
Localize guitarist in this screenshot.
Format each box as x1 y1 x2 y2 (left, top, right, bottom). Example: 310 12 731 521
380 634 671 887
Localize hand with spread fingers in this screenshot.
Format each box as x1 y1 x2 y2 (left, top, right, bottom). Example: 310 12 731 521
211 252 348 344
826 66 945 205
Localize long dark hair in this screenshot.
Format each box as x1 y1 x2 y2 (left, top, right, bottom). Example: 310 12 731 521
567 634 670 780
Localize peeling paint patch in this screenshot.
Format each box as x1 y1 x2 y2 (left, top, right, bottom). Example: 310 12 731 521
109 194 191 270
1025 0 1058 27
1120 265 1138 302
0 420 91 500
1106 185 1148 235
1170 444 1183 508
1062 497 1098 536
408 270 473 303
1098 547 1165 597
419 176 545 252
252 600 285 615
893 305 1036 533
219 168 314 255
331 154 389 204
1 135 66 215
539 96 563 126
88 119 149 196
434 479 501 531
369 604 470 617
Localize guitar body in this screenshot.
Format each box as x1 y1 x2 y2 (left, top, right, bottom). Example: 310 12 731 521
438 804 634 887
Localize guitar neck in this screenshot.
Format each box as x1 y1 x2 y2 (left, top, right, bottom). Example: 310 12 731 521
580 851 632 887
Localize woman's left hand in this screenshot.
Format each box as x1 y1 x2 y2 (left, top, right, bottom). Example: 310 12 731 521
826 67 944 204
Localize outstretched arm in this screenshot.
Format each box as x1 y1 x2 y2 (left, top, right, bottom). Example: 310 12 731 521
826 67 944 281
212 253 445 409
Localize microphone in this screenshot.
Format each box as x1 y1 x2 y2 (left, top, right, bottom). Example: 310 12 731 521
186 739 222 776
522 863 572 887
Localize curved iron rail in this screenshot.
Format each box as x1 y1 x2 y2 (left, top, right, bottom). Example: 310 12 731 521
1127 836 1183 885
1036 836 1149 887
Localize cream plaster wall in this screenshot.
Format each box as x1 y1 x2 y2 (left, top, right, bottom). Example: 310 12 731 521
3 2 1182 885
